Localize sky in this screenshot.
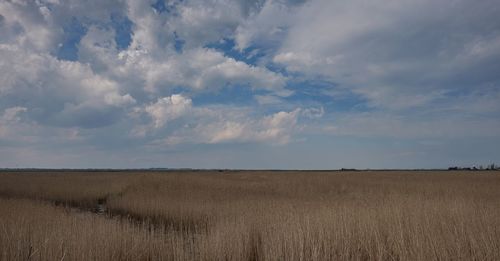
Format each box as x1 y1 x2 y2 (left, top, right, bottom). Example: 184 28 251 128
1 0 500 169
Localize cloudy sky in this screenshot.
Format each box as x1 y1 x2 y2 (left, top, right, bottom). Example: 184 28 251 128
1 0 499 169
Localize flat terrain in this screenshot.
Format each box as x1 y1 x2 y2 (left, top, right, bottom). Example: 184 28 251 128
1 170 499 260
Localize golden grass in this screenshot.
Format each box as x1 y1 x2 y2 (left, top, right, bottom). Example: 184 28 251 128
1 170 500 260
0 198 197 261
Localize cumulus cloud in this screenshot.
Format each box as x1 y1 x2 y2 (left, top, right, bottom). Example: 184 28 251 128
234 0 300 51
0 0 60 52
125 0 174 54
172 0 247 48
114 47 287 93
0 44 135 128
0 0 266 153
145 94 192 128
0 0 288 131
131 92 308 145
209 108 301 144
158 108 303 146
180 48 286 92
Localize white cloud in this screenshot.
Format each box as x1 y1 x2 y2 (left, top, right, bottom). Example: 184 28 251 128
1 106 27 122
172 0 245 48
254 94 283 105
0 0 61 52
255 109 301 143
0 0 292 139
145 94 192 128
234 0 297 51
77 26 120 72
272 0 500 109
125 0 174 55
114 47 287 94
182 48 286 92
205 109 302 144
0 106 29 140
208 121 246 144
0 44 135 127
124 0 259 53
158 108 303 145
301 107 324 119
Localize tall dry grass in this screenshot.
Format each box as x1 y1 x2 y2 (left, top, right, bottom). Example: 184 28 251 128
0 197 205 261
1 170 500 260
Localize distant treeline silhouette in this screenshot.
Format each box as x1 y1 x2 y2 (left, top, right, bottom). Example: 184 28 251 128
448 164 498 171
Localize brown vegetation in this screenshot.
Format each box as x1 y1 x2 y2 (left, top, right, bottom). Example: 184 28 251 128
1 170 500 260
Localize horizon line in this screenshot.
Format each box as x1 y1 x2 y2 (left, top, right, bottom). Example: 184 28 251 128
1 167 498 172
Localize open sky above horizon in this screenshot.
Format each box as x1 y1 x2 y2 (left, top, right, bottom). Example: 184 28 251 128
1 0 499 169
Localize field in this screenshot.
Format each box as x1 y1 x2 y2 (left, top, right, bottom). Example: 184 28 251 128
0 170 499 260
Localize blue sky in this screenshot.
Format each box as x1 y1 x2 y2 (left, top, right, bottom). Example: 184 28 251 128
1 0 499 169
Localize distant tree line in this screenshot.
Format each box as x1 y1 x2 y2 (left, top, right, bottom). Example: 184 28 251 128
448 164 499 171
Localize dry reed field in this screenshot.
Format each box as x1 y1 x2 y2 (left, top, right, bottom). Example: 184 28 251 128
1 170 500 260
